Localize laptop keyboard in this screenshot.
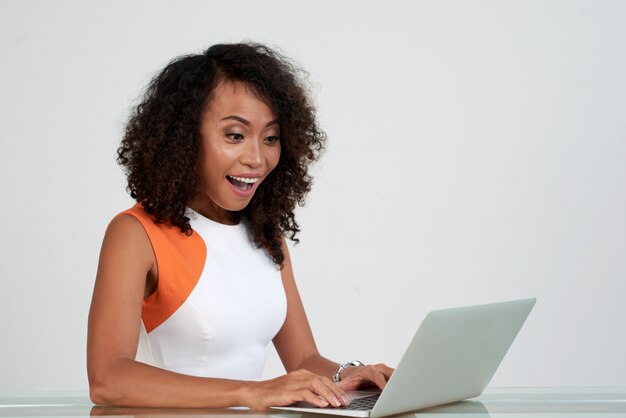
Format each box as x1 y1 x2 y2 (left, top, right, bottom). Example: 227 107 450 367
340 393 380 411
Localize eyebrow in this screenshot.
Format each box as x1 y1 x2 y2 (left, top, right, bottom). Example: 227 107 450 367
220 115 279 128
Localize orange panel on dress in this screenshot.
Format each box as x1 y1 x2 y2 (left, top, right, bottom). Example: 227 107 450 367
118 204 207 333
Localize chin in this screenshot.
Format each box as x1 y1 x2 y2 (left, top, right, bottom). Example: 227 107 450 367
224 198 254 212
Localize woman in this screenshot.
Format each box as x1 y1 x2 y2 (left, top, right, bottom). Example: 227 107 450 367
87 43 393 409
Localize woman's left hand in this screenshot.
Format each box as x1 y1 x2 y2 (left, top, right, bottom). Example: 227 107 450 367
337 364 395 391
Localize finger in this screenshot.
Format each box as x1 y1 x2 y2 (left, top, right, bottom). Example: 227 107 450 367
338 377 356 391
353 367 386 390
339 372 365 390
338 379 357 392
311 377 347 407
378 364 395 380
366 365 392 382
372 371 388 390
301 389 331 408
325 377 351 405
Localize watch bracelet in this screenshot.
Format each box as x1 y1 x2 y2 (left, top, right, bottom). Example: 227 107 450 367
332 360 365 382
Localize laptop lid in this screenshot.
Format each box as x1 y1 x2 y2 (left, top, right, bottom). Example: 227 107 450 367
273 298 536 418
370 298 536 417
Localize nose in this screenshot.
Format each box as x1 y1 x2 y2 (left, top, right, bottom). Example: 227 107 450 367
240 138 263 168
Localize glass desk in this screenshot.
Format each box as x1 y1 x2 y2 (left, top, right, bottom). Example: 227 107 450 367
1 388 625 417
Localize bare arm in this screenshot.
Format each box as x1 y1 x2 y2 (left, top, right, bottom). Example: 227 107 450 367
272 238 339 377
87 216 348 409
273 239 394 391
87 215 250 407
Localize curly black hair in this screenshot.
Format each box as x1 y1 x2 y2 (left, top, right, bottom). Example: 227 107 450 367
117 43 325 265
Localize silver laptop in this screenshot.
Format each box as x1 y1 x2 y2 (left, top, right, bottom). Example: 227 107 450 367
272 298 536 417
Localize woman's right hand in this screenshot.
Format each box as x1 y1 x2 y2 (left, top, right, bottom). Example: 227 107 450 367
244 369 350 410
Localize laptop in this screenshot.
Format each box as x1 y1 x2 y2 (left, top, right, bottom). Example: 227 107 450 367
272 298 536 417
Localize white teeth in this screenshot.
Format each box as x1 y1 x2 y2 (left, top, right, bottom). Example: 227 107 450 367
229 176 259 184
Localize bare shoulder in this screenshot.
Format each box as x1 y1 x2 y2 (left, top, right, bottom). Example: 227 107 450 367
278 236 296 287
279 236 293 269
99 213 154 275
106 213 146 240
89 212 154 373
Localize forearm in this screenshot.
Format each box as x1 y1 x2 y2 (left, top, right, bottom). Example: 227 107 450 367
296 354 339 379
89 358 252 408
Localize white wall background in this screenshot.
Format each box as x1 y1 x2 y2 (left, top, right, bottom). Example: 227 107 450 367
1 0 624 392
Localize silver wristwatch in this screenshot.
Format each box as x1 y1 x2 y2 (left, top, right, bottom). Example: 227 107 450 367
332 360 365 382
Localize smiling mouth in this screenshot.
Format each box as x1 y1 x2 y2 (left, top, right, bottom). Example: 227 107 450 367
226 175 259 191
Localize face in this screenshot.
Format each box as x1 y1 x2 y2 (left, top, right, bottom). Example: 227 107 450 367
191 80 281 224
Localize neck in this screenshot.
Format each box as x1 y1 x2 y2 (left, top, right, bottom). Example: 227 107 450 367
188 197 239 225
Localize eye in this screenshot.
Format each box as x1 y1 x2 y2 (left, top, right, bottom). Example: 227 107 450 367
226 133 244 142
265 135 280 144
